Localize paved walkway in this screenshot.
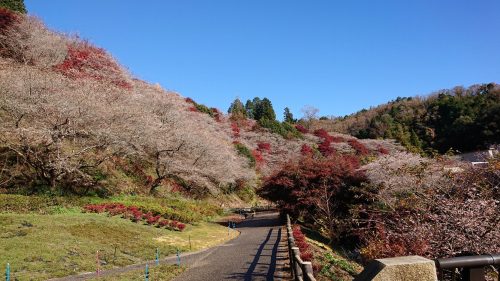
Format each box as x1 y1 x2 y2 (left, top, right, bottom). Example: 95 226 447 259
174 211 291 281
49 212 290 281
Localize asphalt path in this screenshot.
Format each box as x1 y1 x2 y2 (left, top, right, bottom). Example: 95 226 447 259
49 212 290 281
174 211 290 281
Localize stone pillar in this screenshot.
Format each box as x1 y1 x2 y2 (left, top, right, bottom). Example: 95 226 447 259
354 255 438 281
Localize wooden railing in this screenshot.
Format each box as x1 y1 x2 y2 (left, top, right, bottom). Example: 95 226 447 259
286 214 316 281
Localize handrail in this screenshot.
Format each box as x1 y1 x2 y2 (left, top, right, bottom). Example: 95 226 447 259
435 254 500 281
286 214 316 281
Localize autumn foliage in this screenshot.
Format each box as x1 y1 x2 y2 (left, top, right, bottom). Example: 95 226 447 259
295 124 309 134
259 154 365 243
293 226 313 261
257 142 271 153
0 7 17 31
313 129 345 157
54 41 131 88
231 122 240 138
84 203 186 231
347 139 369 156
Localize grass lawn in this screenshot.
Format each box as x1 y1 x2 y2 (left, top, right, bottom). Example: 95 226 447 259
0 212 237 280
87 264 185 281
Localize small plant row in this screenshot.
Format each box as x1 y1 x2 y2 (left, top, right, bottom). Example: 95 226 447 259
84 203 186 231
292 225 314 261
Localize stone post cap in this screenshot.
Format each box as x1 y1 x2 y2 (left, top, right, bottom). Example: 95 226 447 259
354 255 438 281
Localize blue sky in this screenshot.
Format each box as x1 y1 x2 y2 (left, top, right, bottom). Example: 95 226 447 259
26 0 500 119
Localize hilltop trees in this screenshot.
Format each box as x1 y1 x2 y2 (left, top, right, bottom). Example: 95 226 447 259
326 83 500 154
228 98 247 120
0 0 26 13
283 107 295 123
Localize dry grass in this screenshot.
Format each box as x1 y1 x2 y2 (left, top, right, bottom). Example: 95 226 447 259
0 212 233 280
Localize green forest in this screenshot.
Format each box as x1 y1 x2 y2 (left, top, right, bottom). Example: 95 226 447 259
331 83 500 154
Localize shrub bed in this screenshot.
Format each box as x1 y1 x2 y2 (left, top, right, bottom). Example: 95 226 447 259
84 203 186 231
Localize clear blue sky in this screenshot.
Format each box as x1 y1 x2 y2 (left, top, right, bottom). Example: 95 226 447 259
26 0 500 119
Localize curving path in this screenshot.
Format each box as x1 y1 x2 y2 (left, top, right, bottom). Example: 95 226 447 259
174 211 291 281
49 212 290 281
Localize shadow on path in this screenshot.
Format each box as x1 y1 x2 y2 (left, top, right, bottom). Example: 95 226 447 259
243 228 273 281
174 212 290 281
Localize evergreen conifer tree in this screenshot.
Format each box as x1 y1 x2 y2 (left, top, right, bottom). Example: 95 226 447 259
228 98 247 119
0 0 26 13
283 107 295 123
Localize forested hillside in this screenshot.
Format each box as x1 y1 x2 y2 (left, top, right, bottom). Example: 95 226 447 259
317 84 500 154
0 7 395 200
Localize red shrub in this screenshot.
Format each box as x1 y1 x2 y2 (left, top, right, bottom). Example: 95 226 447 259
314 129 331 140
300 251 313 261
211 108 223 122
54 41 131 89
231 122 240 138
377 145 389 155
158 220 169 227
131 210 143 222
295 124 309 134
318 139 335 157
169 220 178 229
83 203 189 230
348 139 369 156
0 8 18 32
252 149 265 166
300 144 313 156
188 106 198 112
292 225 312 261
330 135 345 143
257 142 271 153
314 129 343 143
259 155 366 243
83 204 106 213
185 97 196 104
177 223 186 231
146 215 161 225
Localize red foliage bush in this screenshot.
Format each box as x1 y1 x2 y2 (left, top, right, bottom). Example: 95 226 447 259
377 145 389 155
177 223 186 231
295 124 309 134
231 122 240 138
84 204 106 213
0 8 18 32
82 203 187 231
188 106 198 112
314 129 331 140
259 155 366 243
257 142 271 153
292 225 313 261
318 139 335 157
348 139 369 156
252 149 265 166
158 219 169 227
211 108 223 122
169 220 178 228
54 41 131 89
185 97 195 104
300 144 313 156
146 215 161 225
313 129 344 157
